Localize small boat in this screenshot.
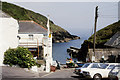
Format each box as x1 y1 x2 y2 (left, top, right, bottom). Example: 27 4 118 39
66 58 75 68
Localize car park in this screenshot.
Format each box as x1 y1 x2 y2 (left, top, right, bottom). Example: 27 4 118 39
108 65 120 80
74 63 118 80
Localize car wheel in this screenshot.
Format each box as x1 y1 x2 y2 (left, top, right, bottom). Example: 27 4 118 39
93 74 102 80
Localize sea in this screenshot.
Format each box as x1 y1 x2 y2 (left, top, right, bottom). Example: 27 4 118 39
52 38 86 64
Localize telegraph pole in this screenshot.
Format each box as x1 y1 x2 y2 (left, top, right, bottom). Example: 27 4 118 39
92 6 98 62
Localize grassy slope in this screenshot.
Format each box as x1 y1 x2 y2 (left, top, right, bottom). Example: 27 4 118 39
77 21 120 61
2 2 67 32
86 21 120 48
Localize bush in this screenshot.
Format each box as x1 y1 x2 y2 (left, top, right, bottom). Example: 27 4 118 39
3 47 36 68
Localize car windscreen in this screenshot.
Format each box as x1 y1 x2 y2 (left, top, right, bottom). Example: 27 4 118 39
90 64 100 68
100 64 109 69
82 63 90 68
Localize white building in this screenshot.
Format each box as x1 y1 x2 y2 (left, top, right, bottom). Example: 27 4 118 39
0 11 19 66
0 10 53 72
18 20 53 72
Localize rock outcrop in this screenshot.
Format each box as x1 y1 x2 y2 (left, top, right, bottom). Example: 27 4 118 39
52 31 80 43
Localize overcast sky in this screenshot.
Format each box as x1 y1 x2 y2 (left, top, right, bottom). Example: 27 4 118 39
3 1 119 39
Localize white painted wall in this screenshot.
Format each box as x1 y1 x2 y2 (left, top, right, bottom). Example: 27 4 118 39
47 34 53 65
0 17 19 66
18 33 53 63
43 35 53 72
18 34 44 48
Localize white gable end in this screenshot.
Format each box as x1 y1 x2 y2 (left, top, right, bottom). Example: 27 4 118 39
0 14 19 66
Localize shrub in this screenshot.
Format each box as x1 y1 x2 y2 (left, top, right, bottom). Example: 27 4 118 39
3 47 36 68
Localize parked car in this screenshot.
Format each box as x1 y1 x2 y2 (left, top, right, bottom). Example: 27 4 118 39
74 63 101 76
74 63 118 80
108 65 120 80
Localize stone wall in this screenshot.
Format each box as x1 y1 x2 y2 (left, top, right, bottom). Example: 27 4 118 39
88 48 120 62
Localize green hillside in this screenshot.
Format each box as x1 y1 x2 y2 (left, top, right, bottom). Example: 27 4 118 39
2 2 65 32
2 2 79 42
77 21 120 61
87 21 120 48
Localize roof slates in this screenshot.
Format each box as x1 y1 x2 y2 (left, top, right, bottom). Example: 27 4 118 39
18 21 47 34
105 31 120 48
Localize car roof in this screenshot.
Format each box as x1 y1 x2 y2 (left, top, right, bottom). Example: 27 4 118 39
104 63 119 65
88 63 104 65
85 63 102 64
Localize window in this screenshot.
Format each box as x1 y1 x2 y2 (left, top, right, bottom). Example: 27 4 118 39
28 34 33 40
111 67 120 73
82 63 90 68
100 64 109 69
111 66 120 74
91 64 99 68
17 36 21 40
107 65 115 69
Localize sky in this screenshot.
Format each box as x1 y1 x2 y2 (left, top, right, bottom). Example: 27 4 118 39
2 0 119 39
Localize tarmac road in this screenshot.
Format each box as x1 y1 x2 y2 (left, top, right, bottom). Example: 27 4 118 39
1 66 89 80
41 68 109 80
41 68 79 78
1 66 108 80
41 68 91 80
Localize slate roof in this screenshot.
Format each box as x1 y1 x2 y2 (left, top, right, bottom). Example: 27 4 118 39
0 10 11 18
18 20 47 34
104 31 120 48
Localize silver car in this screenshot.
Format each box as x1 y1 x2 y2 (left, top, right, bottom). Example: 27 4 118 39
108 65 120 80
